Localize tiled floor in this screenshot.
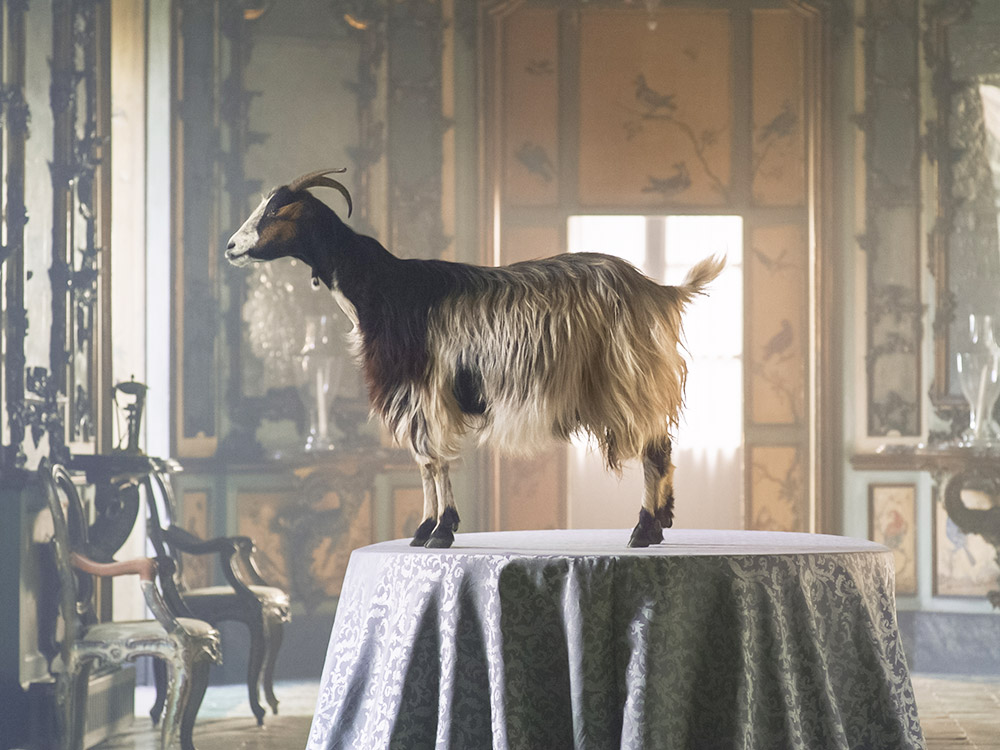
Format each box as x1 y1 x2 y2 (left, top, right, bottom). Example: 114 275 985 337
92 681 316 750
92 675 1000 749
912 675 1000 749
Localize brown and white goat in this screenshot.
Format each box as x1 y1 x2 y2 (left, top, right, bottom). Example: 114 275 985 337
227 168 724 548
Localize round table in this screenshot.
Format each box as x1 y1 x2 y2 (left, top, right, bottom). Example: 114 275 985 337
307 530 924 749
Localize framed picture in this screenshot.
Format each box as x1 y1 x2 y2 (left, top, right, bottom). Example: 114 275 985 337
934 490 1000 597
868 484 917 595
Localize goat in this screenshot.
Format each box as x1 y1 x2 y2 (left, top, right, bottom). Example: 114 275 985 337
226 168 724 548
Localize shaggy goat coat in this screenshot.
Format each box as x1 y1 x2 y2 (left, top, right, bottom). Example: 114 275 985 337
227 169 724 547
411 253 714 470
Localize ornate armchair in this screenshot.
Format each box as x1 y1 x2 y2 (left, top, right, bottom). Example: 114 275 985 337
36 458 221 750
144 458 291 726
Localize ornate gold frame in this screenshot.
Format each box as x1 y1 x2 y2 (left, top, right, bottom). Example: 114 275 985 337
925 1 1000 438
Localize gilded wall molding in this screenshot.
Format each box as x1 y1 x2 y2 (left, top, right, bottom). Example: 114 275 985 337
859 0 923 436
0 0 30 470
923 0 1000 440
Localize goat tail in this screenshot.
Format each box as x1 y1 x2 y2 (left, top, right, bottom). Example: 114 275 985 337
678 254 726 297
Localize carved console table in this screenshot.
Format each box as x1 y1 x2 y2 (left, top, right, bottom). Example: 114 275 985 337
173 448 418 684
852 445 1000 605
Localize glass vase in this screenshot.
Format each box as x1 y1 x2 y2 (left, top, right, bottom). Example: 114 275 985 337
968 313 1000 355
300 315 344 453
957 349 1000 446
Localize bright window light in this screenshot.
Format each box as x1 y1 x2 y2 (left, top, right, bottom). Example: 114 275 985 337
664 216 742 453
664 214 743 268
566 215 646 268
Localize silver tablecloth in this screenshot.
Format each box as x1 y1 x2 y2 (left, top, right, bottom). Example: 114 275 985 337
307 529 924 749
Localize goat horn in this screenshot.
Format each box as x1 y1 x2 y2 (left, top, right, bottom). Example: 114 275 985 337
287 168 353 217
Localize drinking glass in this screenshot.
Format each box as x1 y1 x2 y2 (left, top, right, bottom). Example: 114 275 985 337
957 349 1000 445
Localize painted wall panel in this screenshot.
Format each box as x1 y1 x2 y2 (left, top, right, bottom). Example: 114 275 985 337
751 9 806 207
578 9 732 206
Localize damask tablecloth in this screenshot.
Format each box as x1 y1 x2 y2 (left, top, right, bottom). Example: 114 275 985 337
307 529 924 749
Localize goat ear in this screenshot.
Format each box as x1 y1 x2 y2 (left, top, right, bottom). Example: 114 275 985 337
288 168 353 218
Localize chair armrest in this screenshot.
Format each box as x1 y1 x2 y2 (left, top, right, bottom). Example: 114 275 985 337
165 526 274 590
229 538 271 588
70 552 156 582
153 555 198 619
162 525 239 556
161 525 255 596
70 553 185 633
141 578 186 635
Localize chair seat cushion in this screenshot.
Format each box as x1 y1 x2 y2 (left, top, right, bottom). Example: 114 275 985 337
183 584 289 606
76 616 218 658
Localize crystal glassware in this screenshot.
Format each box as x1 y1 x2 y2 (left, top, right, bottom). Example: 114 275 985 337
968 313 1000 355
300 315 344 453
957 348 1000 445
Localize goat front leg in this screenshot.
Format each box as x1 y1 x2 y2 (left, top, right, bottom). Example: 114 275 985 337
628 436 673 548
409 460 439 546
425 461 460 548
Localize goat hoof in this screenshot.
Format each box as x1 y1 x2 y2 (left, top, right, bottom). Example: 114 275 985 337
628 508 663 548
656 493 675 529
655 504 674 530
425 528 455 548
409 518 435 546
423 507 459 548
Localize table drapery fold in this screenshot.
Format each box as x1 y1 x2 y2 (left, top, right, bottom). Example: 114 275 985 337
307 530 924 750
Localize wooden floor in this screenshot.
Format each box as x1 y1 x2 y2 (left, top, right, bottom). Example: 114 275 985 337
92 676 1000 749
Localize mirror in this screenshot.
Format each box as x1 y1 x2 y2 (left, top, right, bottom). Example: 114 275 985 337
219 5 372 460
174 0 453 460
929 1 1000 436
8 0 109 463
53 1 110 454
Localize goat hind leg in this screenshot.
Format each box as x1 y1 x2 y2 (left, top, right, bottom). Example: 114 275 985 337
425 461 460 549
628 437 673 548
647 436 675 530
410 460 439 546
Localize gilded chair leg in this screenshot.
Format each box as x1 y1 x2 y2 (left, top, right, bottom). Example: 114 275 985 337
159 656 190 750
54 673 73 750
179 657 212 750
262 616 284 715
151 656 168 726
56 664 91 750
246 618 267 726
71 664 93 750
